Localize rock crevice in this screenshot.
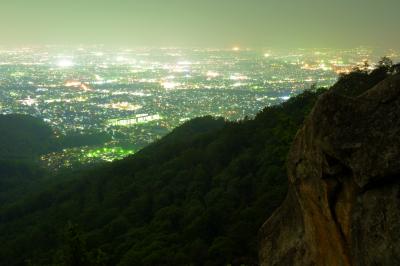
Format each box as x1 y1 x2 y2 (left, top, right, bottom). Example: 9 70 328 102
259 74 400 266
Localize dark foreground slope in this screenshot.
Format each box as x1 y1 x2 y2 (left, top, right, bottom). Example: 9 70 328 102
0 90 321 266
259 71 400 265
0 68 392 266
0 114 112 205
0 115 56 204
0 114 56 158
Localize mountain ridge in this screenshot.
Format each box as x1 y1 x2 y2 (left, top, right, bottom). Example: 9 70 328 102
0 89 324 265
0 65 397 265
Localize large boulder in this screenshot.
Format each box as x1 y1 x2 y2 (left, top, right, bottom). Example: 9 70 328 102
259 73 400 266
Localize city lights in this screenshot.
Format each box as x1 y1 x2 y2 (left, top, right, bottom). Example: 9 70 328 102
0 46 392 169
57 58 74 68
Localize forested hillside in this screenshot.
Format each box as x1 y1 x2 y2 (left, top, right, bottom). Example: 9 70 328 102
0 114 111 204
0 89 322 266
0 114 56 158
0 65 393 266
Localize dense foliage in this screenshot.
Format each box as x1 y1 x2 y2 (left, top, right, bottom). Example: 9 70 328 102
0 90 322 266
0 115 110 206
0 114 111 159
0 67 392 266
0 114 56 158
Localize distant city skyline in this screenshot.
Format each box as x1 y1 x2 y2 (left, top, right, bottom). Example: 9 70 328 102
1 0 399 49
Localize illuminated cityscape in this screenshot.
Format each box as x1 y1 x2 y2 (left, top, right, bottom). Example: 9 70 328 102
1 0 400 264
0 46 398 168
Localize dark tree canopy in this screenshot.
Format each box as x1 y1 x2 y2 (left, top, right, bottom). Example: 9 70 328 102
0 68 392 266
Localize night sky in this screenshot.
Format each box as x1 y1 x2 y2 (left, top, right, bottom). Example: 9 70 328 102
1 0 399 48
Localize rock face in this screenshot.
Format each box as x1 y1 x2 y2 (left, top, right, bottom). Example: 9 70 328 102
259 73 400 266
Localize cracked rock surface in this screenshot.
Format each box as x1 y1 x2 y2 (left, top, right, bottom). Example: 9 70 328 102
259 73 400 266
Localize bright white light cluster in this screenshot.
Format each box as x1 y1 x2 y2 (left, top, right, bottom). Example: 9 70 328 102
57 58 74 68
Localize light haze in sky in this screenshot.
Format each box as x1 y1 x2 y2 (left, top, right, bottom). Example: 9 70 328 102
1 0 399 48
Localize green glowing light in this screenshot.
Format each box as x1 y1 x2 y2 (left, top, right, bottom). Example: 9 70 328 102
83 146 135 162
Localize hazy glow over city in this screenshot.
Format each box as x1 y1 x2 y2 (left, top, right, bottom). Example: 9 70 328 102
1 0 400 48
1 0 399 167
1 2 399 265
1 45 398 168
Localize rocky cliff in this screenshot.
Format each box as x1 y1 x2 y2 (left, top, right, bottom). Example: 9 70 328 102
259 73 400 266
